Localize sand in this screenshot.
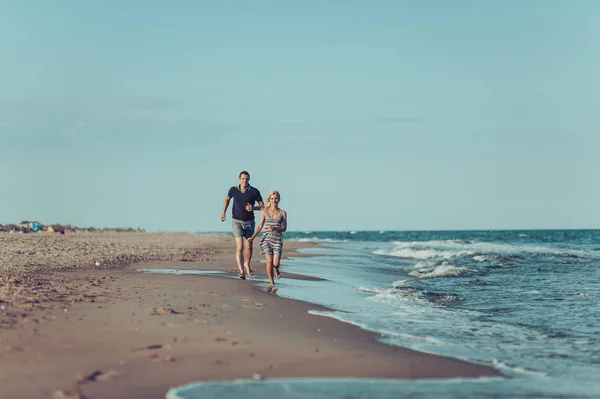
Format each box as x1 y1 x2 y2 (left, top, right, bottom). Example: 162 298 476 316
0 232 503 399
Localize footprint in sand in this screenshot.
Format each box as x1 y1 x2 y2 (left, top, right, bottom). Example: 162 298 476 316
52 387 85 399
150 353 175 362
151 307 180 315
131 344 163 352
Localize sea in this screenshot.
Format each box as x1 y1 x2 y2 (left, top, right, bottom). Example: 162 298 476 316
161 230 600 399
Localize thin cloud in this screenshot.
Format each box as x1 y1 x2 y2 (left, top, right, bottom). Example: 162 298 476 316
68 121 86 135
270 116 422 127
367 117 422 124
0 100 240 137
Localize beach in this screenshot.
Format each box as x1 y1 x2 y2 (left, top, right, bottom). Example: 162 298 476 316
0 232 502 399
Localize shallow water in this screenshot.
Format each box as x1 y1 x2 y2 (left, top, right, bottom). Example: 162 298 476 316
166 377 597 399
158 230 600 398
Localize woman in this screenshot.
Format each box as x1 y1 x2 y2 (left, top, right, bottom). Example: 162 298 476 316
248 190 287 287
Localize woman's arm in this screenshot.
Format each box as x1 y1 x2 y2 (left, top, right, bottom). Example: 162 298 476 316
274 210 287 233
249 211 266 241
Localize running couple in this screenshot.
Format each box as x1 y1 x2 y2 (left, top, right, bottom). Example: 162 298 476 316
220 171 287 287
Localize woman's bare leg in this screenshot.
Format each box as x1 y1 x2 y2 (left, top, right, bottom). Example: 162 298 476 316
273 254 281 279
265 254 275 286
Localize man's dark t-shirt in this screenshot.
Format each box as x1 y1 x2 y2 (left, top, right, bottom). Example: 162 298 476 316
227 185 263 221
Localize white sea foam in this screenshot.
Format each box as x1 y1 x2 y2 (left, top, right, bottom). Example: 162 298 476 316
373 248 442 259
576 292 600 297
372 239 596 261
409 264 471 279
391 279 412 287
308 309 448 346
413 260 439 270
407 259 473 279
356 286 394 295
381 331 448 346
489 359 547 377
360 281 482 318
291 237 348 243
356 281 412 296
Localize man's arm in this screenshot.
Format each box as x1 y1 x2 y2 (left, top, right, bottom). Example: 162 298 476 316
221 197 231 222
253 190 264 210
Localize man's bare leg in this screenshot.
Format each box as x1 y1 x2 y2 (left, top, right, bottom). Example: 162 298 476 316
244 238 254 276
235 238 245 278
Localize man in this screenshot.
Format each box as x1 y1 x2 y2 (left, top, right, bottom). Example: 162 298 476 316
221 171 264 279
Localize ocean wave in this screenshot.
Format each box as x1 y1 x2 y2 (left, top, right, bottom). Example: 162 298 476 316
290 237 348 243
356 286 394 295
308 309 449 346
356 284 415 298
373 248 440 259
361 283 472 314
371 239 597 262
409 264 472 279
356 280 414 297
488 359 547 377
373 247 477 260
421 291 463 307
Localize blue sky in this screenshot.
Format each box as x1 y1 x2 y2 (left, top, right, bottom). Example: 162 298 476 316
1 1 598 232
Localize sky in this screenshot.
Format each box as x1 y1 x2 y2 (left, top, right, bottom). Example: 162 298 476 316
1 0 599 232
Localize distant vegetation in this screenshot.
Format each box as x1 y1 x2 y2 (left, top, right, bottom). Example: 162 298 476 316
0 221 145 234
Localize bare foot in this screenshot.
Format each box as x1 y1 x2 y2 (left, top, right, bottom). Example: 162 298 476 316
264 287 278 294
274 266 281 279
244 265 253 276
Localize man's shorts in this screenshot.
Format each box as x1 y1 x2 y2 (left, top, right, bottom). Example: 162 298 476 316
232 219 255 239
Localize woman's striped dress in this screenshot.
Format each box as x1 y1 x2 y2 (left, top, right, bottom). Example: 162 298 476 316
260 211 284 255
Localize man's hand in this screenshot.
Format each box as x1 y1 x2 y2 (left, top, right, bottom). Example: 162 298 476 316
220 214 226 222
245 203 253 212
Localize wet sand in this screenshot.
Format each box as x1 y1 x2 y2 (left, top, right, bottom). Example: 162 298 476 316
0 232 503 399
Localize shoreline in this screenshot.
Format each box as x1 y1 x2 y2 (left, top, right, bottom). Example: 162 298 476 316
0 232 503 399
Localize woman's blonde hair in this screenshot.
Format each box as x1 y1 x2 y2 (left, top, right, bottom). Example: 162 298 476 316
265 190 281 217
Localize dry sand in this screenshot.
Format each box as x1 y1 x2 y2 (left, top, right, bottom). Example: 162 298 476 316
0 232 503 399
